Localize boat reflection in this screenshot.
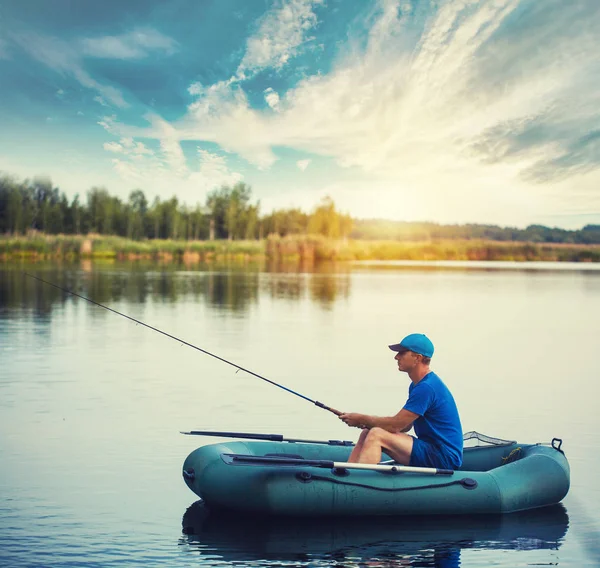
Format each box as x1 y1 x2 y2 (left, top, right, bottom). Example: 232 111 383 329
181 500 569 566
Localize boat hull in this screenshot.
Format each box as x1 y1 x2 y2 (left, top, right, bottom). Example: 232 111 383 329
182 440 570 516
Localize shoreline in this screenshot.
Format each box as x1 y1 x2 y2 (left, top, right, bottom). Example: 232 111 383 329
2 234 599 263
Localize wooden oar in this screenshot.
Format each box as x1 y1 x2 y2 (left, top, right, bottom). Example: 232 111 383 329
222 453 455 475
181 430 355 446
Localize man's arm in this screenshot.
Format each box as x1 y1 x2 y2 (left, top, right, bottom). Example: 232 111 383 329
340 408 419 434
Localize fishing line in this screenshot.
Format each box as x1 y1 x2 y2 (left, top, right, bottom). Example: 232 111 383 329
24 272 342 416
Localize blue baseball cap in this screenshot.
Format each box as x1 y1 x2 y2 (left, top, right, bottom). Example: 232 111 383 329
389 333 434 358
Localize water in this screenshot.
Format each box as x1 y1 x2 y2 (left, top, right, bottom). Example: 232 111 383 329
1 261 599 567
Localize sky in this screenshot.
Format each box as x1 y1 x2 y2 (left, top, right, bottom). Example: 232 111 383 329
0 0 599 229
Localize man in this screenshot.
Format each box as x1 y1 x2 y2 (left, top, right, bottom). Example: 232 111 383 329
339 333 463 469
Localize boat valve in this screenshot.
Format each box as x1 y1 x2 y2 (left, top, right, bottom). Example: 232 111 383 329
332 467 350 477
296 471 313 483
459 478 478 490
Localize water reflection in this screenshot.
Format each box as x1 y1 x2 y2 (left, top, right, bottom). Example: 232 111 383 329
0 263 352 317
262 272 351 307
181 500 568 566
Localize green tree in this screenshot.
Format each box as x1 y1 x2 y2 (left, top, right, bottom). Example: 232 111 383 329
31 176 55 232
127 189 148 240
226 182 252 240
0 176 24 233
339 212 354 241
206 186 229 239
242 203 260 239
70 194 85 234
147 196 163 238
8 187 23 233
164 196 180 239
190 204 209 240
87 187 113 234
308 196 341 238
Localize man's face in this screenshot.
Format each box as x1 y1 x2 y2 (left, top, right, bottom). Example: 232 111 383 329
394 349 420 372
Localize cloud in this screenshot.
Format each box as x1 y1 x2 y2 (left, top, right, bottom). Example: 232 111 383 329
523 130 600 183
111 158 145 182
237 0 323 77
179 82 278 168
165 0 323 169
12 32 129 108
231 0 599 218
145 114 189 177
188 82 204 97
102 117 242 200
79 28 178 59
123 137 154 155
264 88 280 110
188 150 243 190
109 0 600 224
296 159 310 171
98 115 119 133
103 141 124 153
10 27 176 108
103 138 152 155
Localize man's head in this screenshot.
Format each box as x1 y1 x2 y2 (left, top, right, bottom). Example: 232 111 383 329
389 333 434 369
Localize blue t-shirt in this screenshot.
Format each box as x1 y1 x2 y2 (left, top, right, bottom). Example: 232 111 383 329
403 371 463 468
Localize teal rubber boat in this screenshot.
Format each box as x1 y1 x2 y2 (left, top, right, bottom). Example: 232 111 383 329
181 432 570 516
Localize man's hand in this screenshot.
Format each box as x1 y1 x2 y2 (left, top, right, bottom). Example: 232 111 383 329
339 412 370 429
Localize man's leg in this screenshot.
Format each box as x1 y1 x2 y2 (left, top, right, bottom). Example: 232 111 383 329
347 428 369 462
353 427 414 465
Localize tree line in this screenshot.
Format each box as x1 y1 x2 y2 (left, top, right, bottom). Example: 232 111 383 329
351 219 600 244
0 174 352 241
1 172 599 244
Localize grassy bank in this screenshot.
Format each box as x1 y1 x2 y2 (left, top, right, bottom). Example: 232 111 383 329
2 233 600 262
0 234 265 263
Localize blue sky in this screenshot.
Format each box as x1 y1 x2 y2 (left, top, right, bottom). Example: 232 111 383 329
0 0 599 228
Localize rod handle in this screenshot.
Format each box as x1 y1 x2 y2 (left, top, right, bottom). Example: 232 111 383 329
315 401 343 416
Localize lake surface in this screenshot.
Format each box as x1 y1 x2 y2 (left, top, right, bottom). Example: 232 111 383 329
1 261 599 567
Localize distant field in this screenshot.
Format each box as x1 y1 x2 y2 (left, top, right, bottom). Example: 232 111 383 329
1 233 599 262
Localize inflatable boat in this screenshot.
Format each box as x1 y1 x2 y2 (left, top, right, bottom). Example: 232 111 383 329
181 431 570 516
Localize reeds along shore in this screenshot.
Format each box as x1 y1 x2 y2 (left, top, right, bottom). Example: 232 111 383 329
1 233 600 263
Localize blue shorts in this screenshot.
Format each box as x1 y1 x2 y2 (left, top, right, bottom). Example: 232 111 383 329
409 437 453 469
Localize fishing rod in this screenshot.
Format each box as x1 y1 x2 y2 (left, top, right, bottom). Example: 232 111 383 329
25 273 343 416
181 429 354 445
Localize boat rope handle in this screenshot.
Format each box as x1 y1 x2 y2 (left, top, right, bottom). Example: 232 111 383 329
295 473 478 491
551 438 563 453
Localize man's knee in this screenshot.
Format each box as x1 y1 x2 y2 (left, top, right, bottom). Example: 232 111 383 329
365 426 387 441
365 427 412 449
370 428 412 451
